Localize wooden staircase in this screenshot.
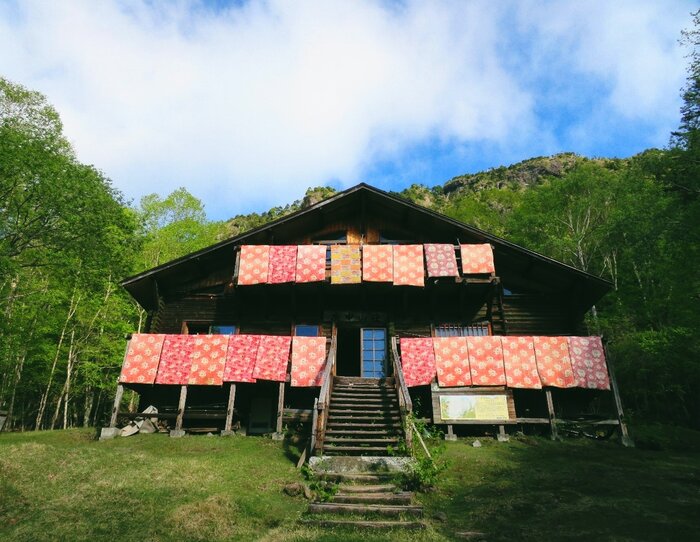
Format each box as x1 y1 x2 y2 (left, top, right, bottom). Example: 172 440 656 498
302 346 425 530
324 376 403 456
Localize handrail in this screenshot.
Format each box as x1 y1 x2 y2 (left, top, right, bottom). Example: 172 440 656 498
391 336 413 449
391 337 412 412
410 419 432 459
312 331 337 455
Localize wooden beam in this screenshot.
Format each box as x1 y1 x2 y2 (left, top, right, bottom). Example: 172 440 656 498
109 384 125 428
604 342 634 447
232 248 241 283
223 383 237 433
545 389 559 440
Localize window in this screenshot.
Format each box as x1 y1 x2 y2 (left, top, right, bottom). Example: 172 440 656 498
183 322 210 335
294 325 319 337
183 322 237 335
210 325 237 335
362 328 387 378
434 323 491 337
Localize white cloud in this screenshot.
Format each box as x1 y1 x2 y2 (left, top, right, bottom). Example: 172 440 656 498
0 0 692 217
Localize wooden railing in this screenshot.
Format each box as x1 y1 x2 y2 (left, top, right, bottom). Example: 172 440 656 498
311 330 337 455
391 336 413 450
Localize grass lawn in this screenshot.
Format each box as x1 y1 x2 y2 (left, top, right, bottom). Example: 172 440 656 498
1 428 700 541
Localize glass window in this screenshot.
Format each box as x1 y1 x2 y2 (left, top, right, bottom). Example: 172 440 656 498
295 325 319 337
361 328 386 378
186 322 211 335
209 325 237 335
435 323 491 337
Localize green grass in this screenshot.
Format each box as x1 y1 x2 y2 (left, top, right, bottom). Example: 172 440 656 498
420 433 700 541
1 429 700 541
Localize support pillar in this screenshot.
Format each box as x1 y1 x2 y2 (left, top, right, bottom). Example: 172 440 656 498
272 382 285 440
445 424 457 441
604 343 634 447
545 389 559 441
221 383 237 436
99 384 124 440
170 385 187 438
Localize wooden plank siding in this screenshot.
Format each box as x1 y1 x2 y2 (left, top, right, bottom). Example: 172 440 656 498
501 294 579 336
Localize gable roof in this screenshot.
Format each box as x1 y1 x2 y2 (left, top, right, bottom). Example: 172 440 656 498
122 183 611 312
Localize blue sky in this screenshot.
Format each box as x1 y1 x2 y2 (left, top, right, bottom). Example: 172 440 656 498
0 1 695 220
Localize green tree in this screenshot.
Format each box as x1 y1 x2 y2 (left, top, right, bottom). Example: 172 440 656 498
136 188 226 270
0 78 138 430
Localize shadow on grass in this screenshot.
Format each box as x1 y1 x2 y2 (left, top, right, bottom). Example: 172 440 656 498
421 435 700 541
282 433 306 466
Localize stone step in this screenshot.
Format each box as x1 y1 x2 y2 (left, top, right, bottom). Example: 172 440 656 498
337 484 396 493
299 519 425 530
332 492 412 505
307 502 423 518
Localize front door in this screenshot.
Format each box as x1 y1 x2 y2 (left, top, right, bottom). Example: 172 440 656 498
361 328 387 378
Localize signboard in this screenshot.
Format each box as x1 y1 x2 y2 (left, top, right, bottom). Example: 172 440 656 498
431 386 515 424
439 394 509 421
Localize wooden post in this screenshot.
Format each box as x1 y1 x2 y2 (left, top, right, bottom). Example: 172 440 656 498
99 383 125 440
604 342 634 447
272 382 285 440
170 385 188 438
109 384 125 427
497 424 509 442
222 383 237 436
309 397 318 455
545 389 559 441
445 424 457 441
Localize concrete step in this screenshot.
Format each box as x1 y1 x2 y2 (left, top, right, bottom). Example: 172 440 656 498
309 455 414 475
299 519 425 530
307 502 423 518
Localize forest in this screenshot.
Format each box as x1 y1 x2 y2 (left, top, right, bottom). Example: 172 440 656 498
1 13 698 434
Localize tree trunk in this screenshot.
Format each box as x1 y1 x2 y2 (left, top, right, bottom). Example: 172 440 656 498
82 386 93 427
50 329 75 430
36 288 80 429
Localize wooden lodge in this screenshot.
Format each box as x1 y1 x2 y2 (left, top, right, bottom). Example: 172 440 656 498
102 183 631 451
